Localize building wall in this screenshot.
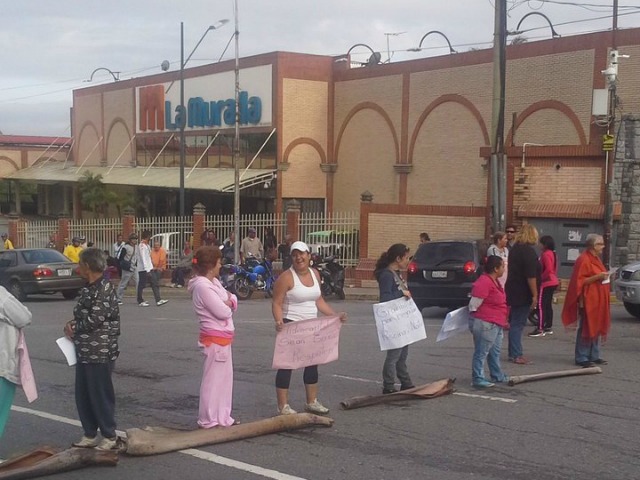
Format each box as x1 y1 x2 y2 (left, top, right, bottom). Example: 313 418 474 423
333 76 403 210
74 93 103 166
104 89 135 164
524 165 602 204
408 101 488 206
507 50 595 144
368 213 485 257
281 78 328 199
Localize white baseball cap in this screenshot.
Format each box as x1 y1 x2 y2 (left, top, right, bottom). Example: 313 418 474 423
290 241 310 254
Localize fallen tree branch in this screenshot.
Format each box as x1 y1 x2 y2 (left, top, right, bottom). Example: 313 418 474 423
340 378 455 410
0 447 117 480
125 413 334 456
508 367 602 386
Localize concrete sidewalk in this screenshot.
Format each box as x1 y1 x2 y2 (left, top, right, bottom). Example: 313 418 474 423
120 282 381 302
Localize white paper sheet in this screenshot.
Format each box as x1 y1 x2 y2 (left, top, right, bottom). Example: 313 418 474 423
436 307 470 342
56 337 77 366
373 297 427 351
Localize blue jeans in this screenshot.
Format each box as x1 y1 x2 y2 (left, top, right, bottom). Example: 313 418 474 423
469 318 507 384
575 310 602 363
508 305 530 359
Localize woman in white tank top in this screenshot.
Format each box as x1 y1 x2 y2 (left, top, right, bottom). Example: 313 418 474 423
271 241 347 416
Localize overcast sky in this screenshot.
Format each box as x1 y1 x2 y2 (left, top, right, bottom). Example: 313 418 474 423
1 0 638 137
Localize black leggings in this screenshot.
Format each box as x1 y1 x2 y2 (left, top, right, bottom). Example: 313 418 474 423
275 318 319 389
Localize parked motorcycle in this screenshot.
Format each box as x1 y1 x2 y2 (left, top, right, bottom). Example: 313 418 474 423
219 262 237 292
312 254 346 300
233 255 277 300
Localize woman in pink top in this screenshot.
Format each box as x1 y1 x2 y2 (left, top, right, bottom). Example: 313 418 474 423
530 235 559 337
188 246 238 428
468 255 509 388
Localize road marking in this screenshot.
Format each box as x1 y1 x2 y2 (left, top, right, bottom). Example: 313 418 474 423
10 405 307 480
181 449 308 480
452 392 517 403
331 375 517 403
332 374 382 384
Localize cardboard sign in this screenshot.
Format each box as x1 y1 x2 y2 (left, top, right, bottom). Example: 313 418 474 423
373 297 427 351
272 316 342 370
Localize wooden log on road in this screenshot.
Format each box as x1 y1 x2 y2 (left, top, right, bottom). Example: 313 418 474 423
125 413 334 456
508 367 602 386
0 447 117 480
340 378 455 410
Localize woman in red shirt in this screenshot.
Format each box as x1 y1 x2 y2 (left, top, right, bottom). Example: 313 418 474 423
468 255 510 388
530 235 559 337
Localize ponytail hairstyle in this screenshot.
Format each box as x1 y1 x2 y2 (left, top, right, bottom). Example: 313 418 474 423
374 243 410 279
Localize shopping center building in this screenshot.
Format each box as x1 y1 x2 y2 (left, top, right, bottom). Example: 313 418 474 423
4 27 640 271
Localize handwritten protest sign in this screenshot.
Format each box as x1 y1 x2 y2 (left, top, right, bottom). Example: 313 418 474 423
272 316 342 370
373 297 426 351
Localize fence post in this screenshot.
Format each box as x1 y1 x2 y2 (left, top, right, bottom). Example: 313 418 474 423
8 213 22 248
193 203 206 249
57 213 70 253
354 191 375 288
286 199 301 241
122 207 135 239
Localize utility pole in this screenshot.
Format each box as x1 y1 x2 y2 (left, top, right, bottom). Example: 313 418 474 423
603 0 620 268
490 0 507 232
233 0 241 264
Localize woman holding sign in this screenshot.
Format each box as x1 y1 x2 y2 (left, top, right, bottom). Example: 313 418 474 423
188 246 239 428
272 241 347 416
468 255 509 388
375 243 415 395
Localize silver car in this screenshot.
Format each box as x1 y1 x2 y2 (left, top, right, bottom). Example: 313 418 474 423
614 261 640 318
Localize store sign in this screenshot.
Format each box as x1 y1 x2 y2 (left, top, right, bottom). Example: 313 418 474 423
136 65 272 133
164 90 262 130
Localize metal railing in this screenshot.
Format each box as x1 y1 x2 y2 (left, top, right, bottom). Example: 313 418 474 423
15 210 361 267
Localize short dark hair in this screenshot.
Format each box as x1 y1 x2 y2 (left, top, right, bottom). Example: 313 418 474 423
484 255 503 274
419 232 430 241
141 230 152 240
193 246 222 276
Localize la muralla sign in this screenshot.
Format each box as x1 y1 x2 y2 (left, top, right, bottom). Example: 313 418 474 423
137 65 272 133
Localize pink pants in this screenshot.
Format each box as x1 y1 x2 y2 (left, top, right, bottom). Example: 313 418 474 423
198 343 234 428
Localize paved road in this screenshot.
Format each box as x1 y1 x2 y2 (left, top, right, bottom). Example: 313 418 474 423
2 294 640 480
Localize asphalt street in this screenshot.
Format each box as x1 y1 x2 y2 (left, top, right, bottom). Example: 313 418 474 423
2 292 640 480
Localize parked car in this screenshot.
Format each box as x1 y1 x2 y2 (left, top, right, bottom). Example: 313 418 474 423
407 239 490 310
0 248 85 301
614 262 640 318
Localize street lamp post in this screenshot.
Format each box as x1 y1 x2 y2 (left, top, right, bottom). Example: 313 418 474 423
84 67 121 83
175 20 229 217
408 31 457 54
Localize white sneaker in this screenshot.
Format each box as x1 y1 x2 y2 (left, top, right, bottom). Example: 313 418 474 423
96 436 118 451
72 435 98 448
117 300 123 305
278 404 297 415
304 399 329 415
139 301 150 307
157 299 168 306
176 284 183 288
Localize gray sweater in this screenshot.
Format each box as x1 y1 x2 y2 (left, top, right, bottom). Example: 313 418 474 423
0 286 32 384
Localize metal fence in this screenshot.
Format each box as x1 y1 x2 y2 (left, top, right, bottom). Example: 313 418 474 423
16 219 58 249
298 212 360 266
69 218 123 254
16 210 361 267
205 213 287 245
